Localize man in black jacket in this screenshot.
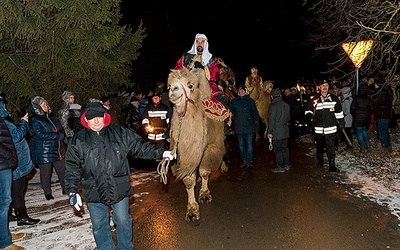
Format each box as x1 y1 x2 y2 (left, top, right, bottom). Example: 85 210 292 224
267 88 291 173
65 102 174 250
0 116 26 250
305 81 344 172
371 81 393 152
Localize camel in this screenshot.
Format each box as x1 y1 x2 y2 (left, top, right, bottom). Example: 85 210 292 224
248 80 274 140
167 67 228 222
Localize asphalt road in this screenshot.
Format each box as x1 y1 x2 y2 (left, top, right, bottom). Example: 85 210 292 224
131 136 400 250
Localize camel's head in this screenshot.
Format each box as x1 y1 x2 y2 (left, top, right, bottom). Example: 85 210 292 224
167 68 211 109
168 68 197 105
264 80 275 94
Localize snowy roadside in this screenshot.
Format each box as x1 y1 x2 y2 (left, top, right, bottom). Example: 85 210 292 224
302 131 400 224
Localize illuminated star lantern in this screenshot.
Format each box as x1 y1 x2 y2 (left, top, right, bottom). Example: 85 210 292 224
342 40 374 68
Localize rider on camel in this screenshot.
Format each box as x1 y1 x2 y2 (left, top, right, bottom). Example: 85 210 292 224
175 33 234 135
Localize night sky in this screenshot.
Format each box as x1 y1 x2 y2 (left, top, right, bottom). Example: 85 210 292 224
120 0 325 91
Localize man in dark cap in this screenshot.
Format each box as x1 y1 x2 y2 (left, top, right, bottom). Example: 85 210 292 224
65 102 174 250
267 88 291 173
304 80 344 172
230 85 259 168
142 91 171 148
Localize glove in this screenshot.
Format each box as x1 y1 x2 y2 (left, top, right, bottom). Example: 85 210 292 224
339 119 345 128
162 150 175 160
194 61 203 69
306 113 313 121
69 193 82 211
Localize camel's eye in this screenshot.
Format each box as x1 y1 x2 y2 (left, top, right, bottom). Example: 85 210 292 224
187 82 194 90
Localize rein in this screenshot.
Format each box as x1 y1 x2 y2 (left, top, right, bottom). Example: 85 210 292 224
157 82 189 185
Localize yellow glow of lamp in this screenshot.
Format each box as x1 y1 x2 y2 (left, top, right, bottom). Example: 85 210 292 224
342 40 374 68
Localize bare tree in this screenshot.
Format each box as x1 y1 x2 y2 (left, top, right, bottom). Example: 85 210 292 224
303 0 400 82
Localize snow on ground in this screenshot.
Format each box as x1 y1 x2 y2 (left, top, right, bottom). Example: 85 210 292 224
302 130 400 224
10 130 400 249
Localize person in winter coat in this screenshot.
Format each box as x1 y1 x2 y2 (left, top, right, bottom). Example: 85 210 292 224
350 84 373 153
267 88 291 173
0 115 26 250
29 96 66 200
304 81 344 172
371 81 393 152
124 96 143 136
0 98 40 226
142 92 171 148
65 101 174 250
59 90 82 143
340 86 353 150
230 85 259 168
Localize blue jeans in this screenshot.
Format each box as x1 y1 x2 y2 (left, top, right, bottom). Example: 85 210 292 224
377 118 392 149
0 168 12 248
237 133 254 164
355 126 370 150
87 197 133 250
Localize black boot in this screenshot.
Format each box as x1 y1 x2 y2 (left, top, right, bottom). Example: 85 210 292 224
45 193 54 200
317 154 324 168
8 208 17 222
16 209 40 226
328 158 340 172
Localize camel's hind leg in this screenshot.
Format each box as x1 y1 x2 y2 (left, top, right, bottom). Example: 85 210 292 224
183 173 200 222
198 168 212 204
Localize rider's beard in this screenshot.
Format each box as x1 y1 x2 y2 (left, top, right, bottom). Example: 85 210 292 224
196 46 204 54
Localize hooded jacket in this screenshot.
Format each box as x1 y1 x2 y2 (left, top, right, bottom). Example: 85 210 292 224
341 87 353 128
0 99 33 180
59 90 74 138
65 102 165 204
29 96 66 164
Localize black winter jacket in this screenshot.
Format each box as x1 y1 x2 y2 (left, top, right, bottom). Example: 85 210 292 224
65 122 165 205
0 116 17 171
371 85 393 119
267 96 290 140
351 85 372 128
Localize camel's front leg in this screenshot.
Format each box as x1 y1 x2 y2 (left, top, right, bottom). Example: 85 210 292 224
198 168 212 204
183 173 199 222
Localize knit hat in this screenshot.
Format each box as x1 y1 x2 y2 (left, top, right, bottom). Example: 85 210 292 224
84 102 107 120
271 88 281 97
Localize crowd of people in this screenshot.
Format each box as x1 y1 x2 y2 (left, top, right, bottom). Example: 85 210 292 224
1 32 400 250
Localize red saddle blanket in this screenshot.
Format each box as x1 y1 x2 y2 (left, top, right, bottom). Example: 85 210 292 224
202 96 229 122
